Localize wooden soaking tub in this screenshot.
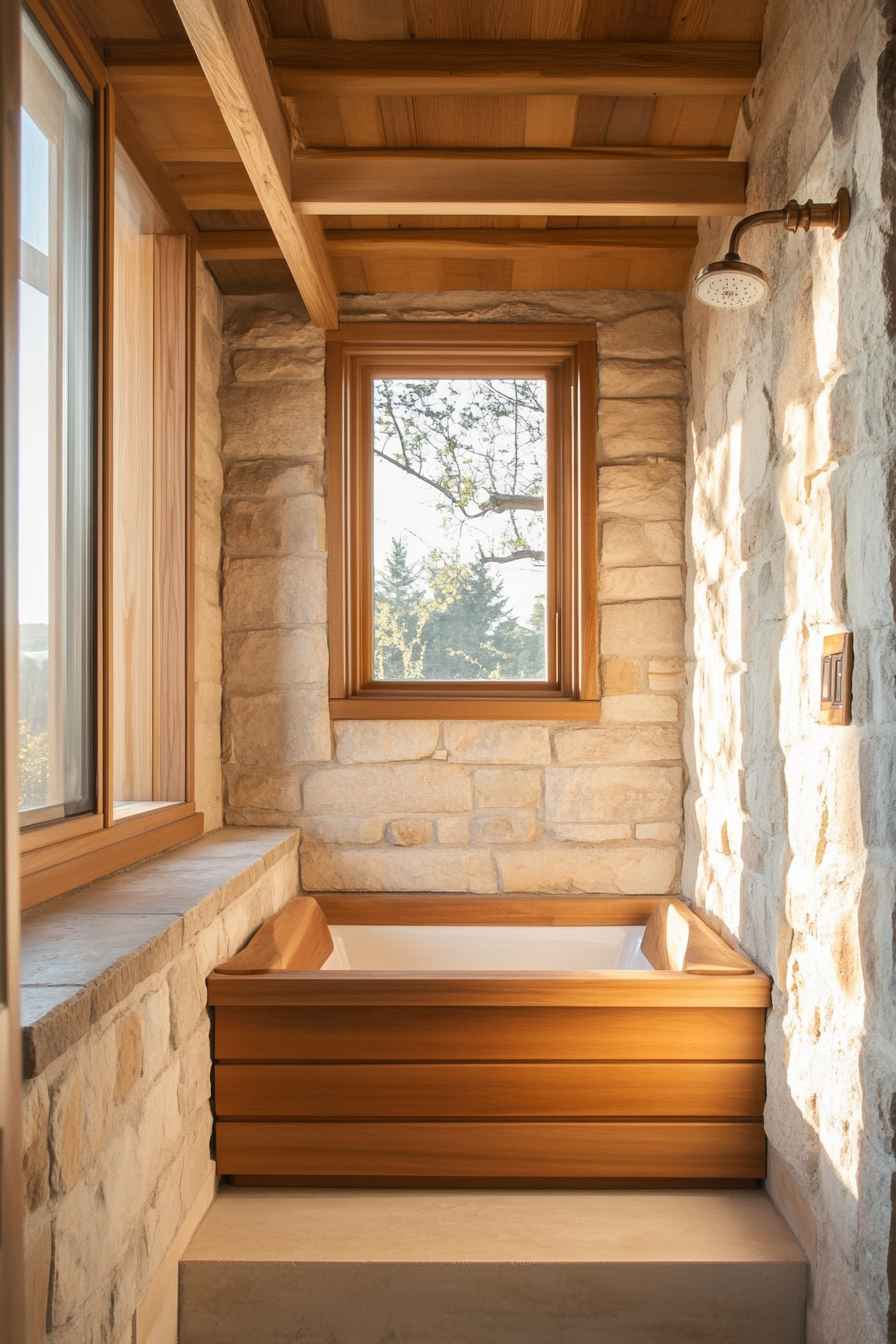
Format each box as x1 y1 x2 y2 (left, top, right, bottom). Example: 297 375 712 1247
207 894 771 1188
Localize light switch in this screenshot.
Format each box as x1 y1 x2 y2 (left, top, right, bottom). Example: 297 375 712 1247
820 633 852 725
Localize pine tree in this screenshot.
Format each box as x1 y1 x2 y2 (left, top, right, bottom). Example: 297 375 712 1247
373 536 428 679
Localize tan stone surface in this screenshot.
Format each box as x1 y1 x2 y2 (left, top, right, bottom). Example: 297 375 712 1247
554 725 680 764
113 1010 143 1104
598 463 685 521
224 457 323 499
473 768 541 810
225 627 328 691
600 601 684 658
601 520 683 568
546 823 631 843
231 348 324 383
304 763 473 815
600 658 644 694
223 556 327 628
471 812 538 844
436 816 471 845
496 844 678 893
599 565 683 601
444 722 551 764
301 840 498 892
648 659 686 693
335 720 440 764
219 383 324 459
305 816 385 845
227 690 331 765
599 308 683 360
599 694 679 724
545 765 682 825
599 359 687 399
386 819 433 846
598 398 685 460
635 822 680 842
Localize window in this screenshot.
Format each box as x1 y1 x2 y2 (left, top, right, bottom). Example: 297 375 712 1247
18 5 201 908
18 8 95 826
328 324 598 718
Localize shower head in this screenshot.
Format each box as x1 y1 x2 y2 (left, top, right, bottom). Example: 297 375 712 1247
693 189 850 310
693 256 771 308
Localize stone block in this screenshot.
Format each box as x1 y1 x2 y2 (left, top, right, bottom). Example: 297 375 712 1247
546 823 631 842
228 690 331 766
495 844 678 893
598 398 685 460
223 303 321 350
599 566 683 601
224 458 323 499
222 498 280 554
649 659 686 692
301 840 497 893
114 1009 143 1105
444 722 551 764
223 557 327 628
599 359 687 398
598 462 685 521
545 764 682 824
22 1077 50 1212
49 1068 82 1195
219 383 324 460
473 768 541 810
600 658 644 694
305 816 385 844
599 307 683 360
636 822 680 841
225 627 328 691
24 1214 52 1344
436 816 471 844
599 694 679 723
304 762 473 815
231 348 324 383
281 495 327 554
226 771 304 813
600 600 684 658
335 720 440 764
471 812 537 844
166 959 206 1052
554 725 680 764
386 819 433 846
601 520 683 567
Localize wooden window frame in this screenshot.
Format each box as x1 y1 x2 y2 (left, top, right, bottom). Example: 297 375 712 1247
327 323 599 721
19 2 202 910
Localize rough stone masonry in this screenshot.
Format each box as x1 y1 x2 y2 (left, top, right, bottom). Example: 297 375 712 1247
217 290 689 896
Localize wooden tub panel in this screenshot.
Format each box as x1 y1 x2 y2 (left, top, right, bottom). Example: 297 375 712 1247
214 1061 766 1119
213 1005 768 1062
215 1119 767 1180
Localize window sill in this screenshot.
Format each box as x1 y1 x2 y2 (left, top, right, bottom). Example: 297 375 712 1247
329 697 603 720
20 826 299 1077
21 804 205 910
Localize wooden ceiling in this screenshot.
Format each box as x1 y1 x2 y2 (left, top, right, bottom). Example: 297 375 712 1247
69 0 767 309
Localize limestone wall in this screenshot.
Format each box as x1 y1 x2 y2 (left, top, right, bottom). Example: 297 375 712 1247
219 291 688 895
194 260 224 830
684 0 896 1339
21 833 299 1344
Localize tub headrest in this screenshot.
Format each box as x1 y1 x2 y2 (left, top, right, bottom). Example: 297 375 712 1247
641 900 755 975
215 896 334 974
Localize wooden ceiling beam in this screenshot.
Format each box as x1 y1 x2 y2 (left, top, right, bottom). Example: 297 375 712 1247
291 150 746 217
196 227 699 262
168 0 337 327
104 38 760 99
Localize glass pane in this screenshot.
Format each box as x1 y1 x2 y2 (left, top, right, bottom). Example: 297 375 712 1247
112 146 187 816
373 377 547 682
18 12 95 824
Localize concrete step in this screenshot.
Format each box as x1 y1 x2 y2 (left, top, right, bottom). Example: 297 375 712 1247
179 1187 806 1344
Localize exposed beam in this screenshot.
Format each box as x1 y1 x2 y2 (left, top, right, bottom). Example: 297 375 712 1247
104 38 760 99
324 227 699 259
290 150 746 218
169 1 337 327
195 226 700 262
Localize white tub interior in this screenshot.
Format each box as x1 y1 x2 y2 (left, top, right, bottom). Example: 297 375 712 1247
320 925 653 972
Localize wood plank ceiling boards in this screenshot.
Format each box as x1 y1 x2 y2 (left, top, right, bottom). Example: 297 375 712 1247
77 0 767 300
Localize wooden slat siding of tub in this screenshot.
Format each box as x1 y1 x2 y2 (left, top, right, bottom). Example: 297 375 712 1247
213 1005 767 1062
315 893 663 925
214 1061 766 1119
215 1120 767 1181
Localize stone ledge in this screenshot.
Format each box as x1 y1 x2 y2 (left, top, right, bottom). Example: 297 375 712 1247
20 827 298 1078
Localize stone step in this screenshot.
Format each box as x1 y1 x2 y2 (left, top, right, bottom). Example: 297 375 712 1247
179 1187 806 1344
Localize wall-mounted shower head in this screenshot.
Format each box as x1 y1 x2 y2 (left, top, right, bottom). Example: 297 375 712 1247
693 189 850 309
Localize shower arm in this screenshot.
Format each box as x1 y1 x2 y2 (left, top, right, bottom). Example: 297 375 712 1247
724 192 851 262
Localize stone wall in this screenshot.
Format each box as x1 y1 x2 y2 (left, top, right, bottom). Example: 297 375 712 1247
219 291 688 896
194 260 224 830
21 832 299 1344
684 1 896 1340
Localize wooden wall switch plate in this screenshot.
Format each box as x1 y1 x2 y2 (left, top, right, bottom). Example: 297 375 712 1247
820 633 853 725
